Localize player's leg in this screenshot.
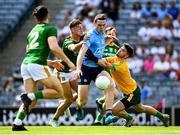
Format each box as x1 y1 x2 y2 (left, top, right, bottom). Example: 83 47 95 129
76 85 89 120
12 78 37 131
96 86 119 113
20 64 64 114
76 65 96 120
98 71 117 125
134 103 170 127
50 75 78 119
49 81 74 127
94 87 119 125
112 100 134 127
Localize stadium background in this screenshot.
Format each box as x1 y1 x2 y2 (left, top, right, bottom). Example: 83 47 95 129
0 0 180 126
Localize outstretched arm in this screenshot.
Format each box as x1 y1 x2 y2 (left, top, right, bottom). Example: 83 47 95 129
48 36 75 71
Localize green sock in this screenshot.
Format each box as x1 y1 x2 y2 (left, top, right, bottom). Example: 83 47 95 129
95 113 103 122
16 112 25 120
126 114 133 122
98 97 105 104
155 111 164 121
34 91 43 99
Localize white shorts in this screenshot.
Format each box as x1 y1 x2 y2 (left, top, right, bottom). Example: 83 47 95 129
53 69 76 83
21 63 53 81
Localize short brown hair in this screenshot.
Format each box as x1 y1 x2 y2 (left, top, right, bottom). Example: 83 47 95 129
32 5 48 21
123 43 134 57
69 19 82 29
94 14 107 23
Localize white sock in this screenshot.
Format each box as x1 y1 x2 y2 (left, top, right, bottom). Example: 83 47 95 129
14 118 22 126
27 93 35 100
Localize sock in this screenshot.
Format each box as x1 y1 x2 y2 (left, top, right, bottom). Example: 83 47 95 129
155 111 164 121
98 97 105 104
27 93 36 100
95 113 103 122
34 91 43 99
105 109 112 117
126 114 133 122
14 112 25 125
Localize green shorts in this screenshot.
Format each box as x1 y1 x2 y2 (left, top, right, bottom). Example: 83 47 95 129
121 86 141 109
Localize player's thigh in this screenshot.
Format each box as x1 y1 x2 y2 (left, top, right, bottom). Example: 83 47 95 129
21 64 36 92
39 75 63 92
78 85 89 101
23 78 37 92
62 82 73 100
69 79 78 92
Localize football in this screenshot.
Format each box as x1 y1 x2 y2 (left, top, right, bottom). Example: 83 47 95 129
95 76 110 90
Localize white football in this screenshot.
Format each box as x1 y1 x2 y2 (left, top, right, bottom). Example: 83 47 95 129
95 76 110 90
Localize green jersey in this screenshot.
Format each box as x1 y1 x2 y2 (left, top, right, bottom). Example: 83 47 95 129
61 36 83 72
103 42 120 73
23 23 57 65
103 42 120 57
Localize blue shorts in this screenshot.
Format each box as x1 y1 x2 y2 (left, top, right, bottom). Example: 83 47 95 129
78 65 103 85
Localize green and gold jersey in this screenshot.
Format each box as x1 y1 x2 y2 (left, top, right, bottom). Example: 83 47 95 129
61 36 83 72
22 23 57 65
103 42 120 73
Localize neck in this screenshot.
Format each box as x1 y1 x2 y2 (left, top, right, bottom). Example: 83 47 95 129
71 34 80 42
37 20 48 24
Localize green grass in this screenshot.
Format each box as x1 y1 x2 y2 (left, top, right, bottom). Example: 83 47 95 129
0 126 180 135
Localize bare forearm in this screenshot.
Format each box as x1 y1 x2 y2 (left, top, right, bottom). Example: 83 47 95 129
52 48 70 64
76 54 83 70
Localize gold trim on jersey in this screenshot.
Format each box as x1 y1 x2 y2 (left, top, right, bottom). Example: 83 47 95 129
43 66 51 77
127 93 134 102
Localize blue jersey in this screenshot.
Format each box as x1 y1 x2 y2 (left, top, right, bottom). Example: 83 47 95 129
83 28 106 67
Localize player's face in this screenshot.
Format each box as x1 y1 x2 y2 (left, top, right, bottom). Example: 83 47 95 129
72 24 84 36
117 46 128 58
95 20 106 34
107 28 117 37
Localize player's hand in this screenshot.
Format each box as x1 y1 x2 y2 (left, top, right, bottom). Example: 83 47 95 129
106 63 114 70
67 61 76 72
83 35 89 41
97 59 109 67
73 69 82 79
49 60 64 71
105 35 118 42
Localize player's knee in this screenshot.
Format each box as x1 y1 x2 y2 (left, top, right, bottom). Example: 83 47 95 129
112 108 119 115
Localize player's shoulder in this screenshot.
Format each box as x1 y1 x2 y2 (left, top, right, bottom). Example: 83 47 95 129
63 36 73 43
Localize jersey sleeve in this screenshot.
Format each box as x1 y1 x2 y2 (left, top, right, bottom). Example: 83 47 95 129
62 38 73 51
47 26 57 37
83 33 92 48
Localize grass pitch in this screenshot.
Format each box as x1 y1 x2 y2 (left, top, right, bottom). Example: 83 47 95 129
0 126 180 135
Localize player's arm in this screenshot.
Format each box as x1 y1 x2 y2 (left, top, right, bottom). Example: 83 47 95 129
47 59 64 71
68 41 83 52
73 44 88 79
86 49 110 67
48 36 75 71
77 44 88 69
